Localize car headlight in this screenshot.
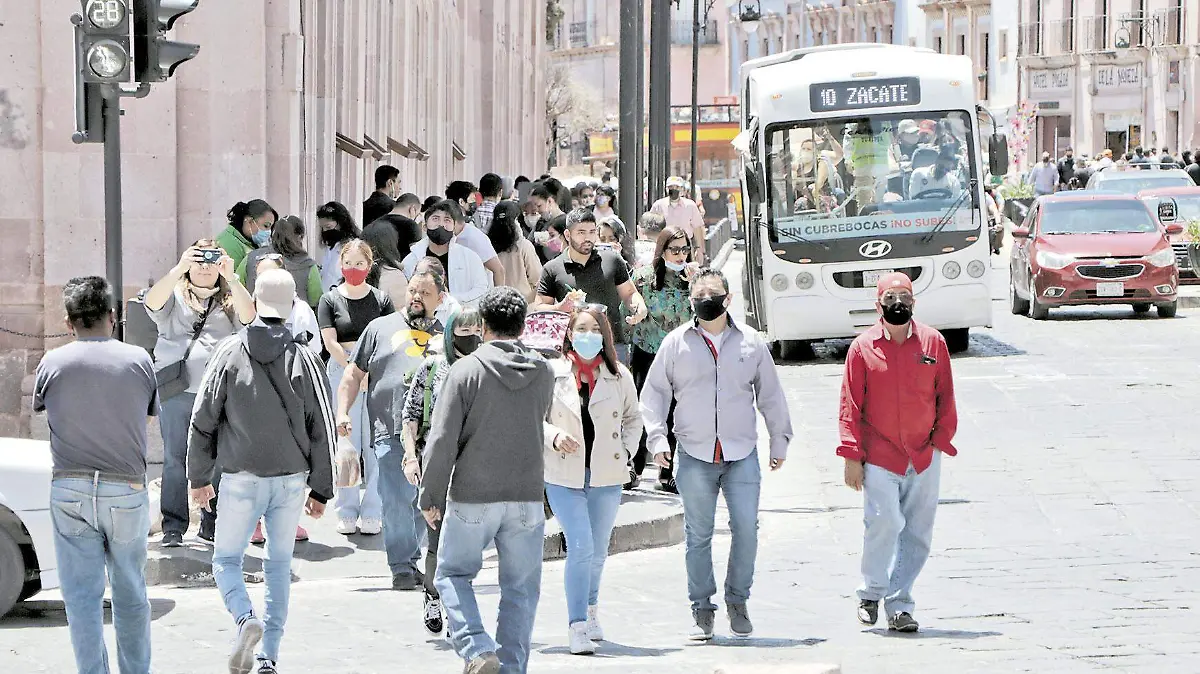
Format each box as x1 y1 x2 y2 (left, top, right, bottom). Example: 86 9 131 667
770 274 788 291
1147 247 1176 268
795 272 814 289
966 260 987 278
1035 250 1074 270
942 261 961 279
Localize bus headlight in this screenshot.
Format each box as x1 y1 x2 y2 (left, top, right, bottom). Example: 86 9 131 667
942 261 961 279
770 274 789 291
795 272 814 289
966 260 987 278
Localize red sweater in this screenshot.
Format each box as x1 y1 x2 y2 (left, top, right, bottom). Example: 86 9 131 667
837 320 958 475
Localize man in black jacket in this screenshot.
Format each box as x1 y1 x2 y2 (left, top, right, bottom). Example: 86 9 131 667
188 269 335 674
1056 147 1075 189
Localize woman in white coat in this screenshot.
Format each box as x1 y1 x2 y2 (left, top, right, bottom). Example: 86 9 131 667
543 304 642 655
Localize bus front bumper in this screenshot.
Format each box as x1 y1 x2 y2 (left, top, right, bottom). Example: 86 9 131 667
767 281 992 342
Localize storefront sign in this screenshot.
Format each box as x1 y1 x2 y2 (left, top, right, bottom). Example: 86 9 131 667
1095 64 1142 91
1030 68 1072 95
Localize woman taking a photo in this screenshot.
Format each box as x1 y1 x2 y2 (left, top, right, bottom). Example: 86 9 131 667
316 201 361 292
318 240 395 536
486 201 542 302
627 225 697 492
217 200 277 277
543 305 642 655
145 240 256 547
238 215 323 308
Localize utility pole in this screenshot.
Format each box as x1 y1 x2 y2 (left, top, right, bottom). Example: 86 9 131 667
689 1 708 203
647 0 671 209
618 0 644 259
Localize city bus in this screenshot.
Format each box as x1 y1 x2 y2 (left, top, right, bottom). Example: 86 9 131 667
735 44 1008 355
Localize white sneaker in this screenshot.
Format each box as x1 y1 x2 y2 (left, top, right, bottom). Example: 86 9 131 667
228 616 264 674
568 621 596 655
358 517 382 535
336 518 357 535
586 605 604 641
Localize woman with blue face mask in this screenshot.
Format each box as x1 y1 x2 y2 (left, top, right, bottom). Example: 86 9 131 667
543 305 643 655
626 224 696 492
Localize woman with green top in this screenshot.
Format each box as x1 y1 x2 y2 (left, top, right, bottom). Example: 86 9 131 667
238 215 323 307
216 200 277 277
627 224 696 492
401 305 483 638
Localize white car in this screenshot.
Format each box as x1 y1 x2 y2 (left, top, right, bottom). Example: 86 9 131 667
0 438 57 616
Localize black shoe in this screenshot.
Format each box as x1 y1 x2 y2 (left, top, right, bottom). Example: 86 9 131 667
161 531 184 548
658 477 678 494
196 526 215 545
392 573 419 591
857 599 879 626
623 469 639 490
423 590 444 635
888 611 919 633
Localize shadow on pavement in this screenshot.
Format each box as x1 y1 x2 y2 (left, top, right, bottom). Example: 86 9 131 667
292 541 355 563
347 533 386 552
539 642 684 657
865 627 1002 639
760 505 859 515
693 636 827 648
0 598 177 629
774 332 1026 365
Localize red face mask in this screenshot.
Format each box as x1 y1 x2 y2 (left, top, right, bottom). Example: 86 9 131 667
342 267 369 286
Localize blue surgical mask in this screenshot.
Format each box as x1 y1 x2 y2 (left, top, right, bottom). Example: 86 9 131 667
664 260 686 272
571 331 604 360
253 230 270 246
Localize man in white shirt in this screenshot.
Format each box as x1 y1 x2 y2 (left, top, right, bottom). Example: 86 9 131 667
1028 152 1058 196
908 145 963 199
403 200 492 306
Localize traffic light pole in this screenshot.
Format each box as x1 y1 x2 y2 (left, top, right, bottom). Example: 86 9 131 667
102 84 125 341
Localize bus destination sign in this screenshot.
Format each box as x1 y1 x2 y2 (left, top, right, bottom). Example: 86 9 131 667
809 77 921 113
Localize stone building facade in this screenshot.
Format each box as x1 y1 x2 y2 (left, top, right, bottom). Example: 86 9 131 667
0 0 548 437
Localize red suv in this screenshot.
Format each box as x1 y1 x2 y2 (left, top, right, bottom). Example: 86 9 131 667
1009 192 1182 319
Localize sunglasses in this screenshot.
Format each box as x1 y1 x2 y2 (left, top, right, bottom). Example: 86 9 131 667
881 292 914 304
576 302 609 316
665 245 691 255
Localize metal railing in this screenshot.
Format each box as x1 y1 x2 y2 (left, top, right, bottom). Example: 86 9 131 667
1082 15 1108 51
549 20 616 50
1047 18 1074 54
1153 7 1183 45
705 218 733 261
670 104 739 125
1017 22 1042 56
671 20 720 45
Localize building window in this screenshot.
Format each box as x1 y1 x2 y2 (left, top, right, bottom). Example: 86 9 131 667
999 29 1008 60
934 35 943 53
762 37 770 54
957 34 966 55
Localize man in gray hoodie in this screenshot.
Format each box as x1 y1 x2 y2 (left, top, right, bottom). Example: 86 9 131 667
188 269 335 674
419 286 555 674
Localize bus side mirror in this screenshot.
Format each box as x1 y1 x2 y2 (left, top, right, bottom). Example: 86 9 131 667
989 134 1010 176
744 165 765 203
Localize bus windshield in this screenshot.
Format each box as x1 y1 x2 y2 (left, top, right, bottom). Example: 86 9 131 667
764 110 980 261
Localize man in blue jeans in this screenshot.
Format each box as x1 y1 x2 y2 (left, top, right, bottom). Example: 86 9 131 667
420 287 555 674
641 269 793 641
188 270 335 674
33 276 159 674
337 269 449 592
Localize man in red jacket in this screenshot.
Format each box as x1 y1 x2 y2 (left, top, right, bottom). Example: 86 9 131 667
836 272 957 633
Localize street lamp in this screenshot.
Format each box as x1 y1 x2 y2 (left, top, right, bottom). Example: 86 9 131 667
739 0 762 33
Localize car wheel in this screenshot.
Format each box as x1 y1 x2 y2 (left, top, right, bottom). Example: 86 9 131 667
1132 303 1151 314
942 328 970 354
0 528 25 617
1157 301 1178 318
1028 278 1050 320
1009 274 1030 315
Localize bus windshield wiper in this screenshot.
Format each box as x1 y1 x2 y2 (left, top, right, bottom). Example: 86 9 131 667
919 180 975 244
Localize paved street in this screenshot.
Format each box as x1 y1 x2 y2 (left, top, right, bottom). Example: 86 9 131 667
5 253 1200 673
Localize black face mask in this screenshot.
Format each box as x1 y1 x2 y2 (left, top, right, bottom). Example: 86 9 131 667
882 301 913 326
692 295 727 322
668 188 680 200
453 333 482 356
321 229 348 247
426 226 454 246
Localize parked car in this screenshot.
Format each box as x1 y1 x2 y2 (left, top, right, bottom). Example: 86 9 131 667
1085 163 1194 194
1009 193 1182 319
1138 186 1200 279
0 438 57 617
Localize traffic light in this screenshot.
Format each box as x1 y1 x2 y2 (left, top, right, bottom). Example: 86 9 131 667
79 0 133 83
133 0 200 83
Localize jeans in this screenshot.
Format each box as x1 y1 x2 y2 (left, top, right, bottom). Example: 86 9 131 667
211 472 308 663
435 500 545 673
858 451 942 618
328 357 379 522
674 449 761 611
545 469 622 624
51 476 152 674
161 392 219 535
375 435 423 577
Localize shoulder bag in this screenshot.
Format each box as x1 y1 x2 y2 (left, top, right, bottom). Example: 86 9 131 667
156 296 216 401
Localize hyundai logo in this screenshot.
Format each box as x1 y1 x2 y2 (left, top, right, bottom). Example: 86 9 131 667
859 240 892 259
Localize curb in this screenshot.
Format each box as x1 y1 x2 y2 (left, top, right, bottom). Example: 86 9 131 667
711 238 736 272
543 511 685 562
1179 294 1200 309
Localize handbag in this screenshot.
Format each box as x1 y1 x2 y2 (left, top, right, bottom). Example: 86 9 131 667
156 297 216 401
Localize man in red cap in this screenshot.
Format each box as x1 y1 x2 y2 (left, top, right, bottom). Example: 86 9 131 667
836 271 958 633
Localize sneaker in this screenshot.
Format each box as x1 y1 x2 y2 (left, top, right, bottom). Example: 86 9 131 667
659 477 678 494
689 608 715 641
727 602 753 637
585 604 604 641
255 659 278 674
250 521 265 545
359 517 382 535
568 621 596 655
161 531 183 548
857 599 879 626
294 525 309 542
463 651 501 674
335 518 357 535
197 523 215 545
623 469 639 490
392 572 419 591
888 612 919 633
228 616 264 674
423 591 444 635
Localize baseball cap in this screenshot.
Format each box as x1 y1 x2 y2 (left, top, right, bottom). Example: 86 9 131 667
667 176 686 188
255 269 295 320
876 272 913 299
919 120 936 134
898 119 919 135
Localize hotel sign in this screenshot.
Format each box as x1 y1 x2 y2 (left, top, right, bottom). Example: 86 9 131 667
1095 64 1142 91
1030 67 1072 95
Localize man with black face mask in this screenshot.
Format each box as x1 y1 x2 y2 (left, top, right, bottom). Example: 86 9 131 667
837 272 958 634
401 200 491 306
640 268 793 641
650 176 707 264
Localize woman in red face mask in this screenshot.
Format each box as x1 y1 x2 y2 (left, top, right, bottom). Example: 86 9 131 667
317 239 396 536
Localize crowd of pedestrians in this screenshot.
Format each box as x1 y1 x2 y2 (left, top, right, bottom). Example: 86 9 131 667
35 166 960 674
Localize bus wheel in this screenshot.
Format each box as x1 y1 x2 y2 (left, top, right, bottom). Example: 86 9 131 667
769 341 783 360
943 328 970 354
781 340 816 362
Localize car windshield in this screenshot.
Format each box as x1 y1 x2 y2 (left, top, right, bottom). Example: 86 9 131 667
1041 201 1157 234
1097 174 1194 194
1144 194 1200 222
